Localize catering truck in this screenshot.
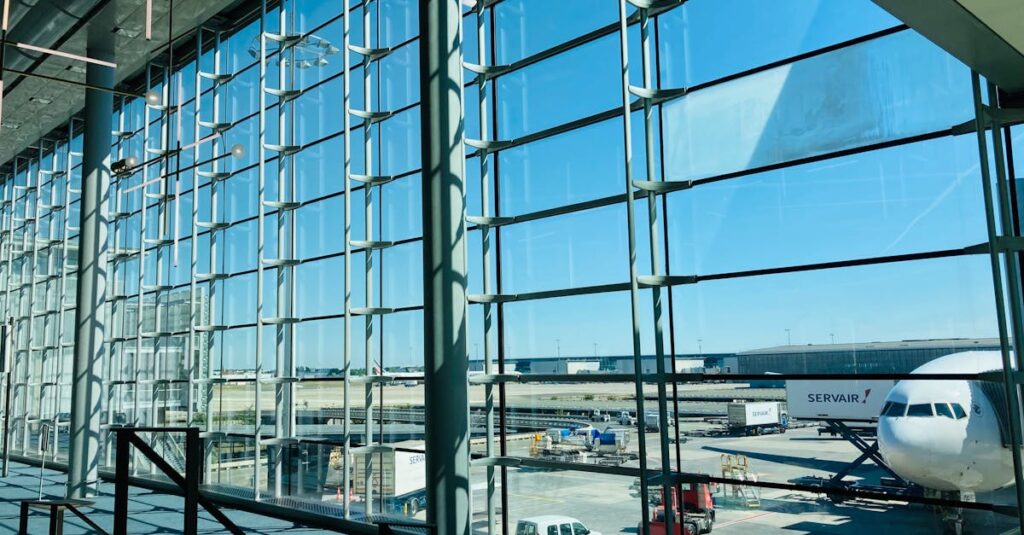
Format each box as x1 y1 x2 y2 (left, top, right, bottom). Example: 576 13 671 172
785 379 894 422
346 449 427 516
727 401 787 435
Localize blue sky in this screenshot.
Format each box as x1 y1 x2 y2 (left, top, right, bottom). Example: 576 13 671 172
115 0 1019 371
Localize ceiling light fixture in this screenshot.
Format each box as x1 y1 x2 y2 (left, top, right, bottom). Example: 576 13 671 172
29 96 52 105
113 27 140 39
11 42 117 69
145 0 152 40
1 0 8 31
111 156 138 176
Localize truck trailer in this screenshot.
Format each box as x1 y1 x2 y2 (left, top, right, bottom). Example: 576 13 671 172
727 401 787 435
339 449 427 516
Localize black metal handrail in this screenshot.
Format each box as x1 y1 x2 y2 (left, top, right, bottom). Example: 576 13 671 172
112 426 243 535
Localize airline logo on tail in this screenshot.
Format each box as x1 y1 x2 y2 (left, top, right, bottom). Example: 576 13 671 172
863 388 871 404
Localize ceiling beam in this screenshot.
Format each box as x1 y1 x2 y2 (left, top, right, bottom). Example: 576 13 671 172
872 0 1024 96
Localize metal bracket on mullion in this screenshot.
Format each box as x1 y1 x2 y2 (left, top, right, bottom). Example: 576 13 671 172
624 0 684 10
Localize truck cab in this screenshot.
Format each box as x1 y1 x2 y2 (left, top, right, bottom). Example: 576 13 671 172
646 484 715 535
516 516 601 535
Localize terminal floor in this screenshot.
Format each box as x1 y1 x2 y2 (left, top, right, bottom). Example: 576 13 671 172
0 462 325 534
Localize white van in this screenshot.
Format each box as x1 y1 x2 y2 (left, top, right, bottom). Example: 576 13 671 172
515 516 601 535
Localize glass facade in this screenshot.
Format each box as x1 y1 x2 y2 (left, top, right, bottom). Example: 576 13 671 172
2 0 1024 533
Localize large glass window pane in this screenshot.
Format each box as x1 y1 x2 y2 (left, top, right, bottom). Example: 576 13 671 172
498 35 620 140
662 32 972 181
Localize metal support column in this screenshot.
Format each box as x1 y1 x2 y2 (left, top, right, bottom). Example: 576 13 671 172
13 155 30 455
615 2 654 533
351 0 380 512
255 0 268 500
469 3 497 532
260 0 302 497
341 0 353 518
420 0 470 532
194 27 235 484
24 152 41 457
18 154 39 456
972 71 1024 530
621 3 686 534
108 109 129 468
67 50 114 499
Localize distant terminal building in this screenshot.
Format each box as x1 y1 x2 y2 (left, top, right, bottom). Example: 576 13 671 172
466 338 1003 379
733 338 1001 375
468 354 732 374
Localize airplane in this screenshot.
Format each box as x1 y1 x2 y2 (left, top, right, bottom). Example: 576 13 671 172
877 350 1014 494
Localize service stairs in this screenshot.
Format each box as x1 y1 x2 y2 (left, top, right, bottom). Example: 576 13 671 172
151 432 187 474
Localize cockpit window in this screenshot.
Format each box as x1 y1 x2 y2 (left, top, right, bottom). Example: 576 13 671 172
882 402 907 417
907 403 934 417
934 403 954 419
952 403 967 419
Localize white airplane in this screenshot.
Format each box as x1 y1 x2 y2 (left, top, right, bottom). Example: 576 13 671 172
877 350 1014 493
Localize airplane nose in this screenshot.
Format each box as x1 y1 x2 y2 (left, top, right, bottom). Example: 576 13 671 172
877 417 935 478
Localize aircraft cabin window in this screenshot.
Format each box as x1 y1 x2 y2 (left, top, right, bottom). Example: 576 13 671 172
882 401 906 417
952 403 968 419
907 403 934 417
934 403 954 419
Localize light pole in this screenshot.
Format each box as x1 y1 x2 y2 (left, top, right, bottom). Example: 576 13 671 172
697 339 703 357
555 339 561 359
785 329 791 346
830 333 836 345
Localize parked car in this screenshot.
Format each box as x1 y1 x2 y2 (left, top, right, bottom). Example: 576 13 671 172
516 516 601 535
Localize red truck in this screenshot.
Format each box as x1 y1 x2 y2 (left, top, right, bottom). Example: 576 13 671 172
646 483 715 535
